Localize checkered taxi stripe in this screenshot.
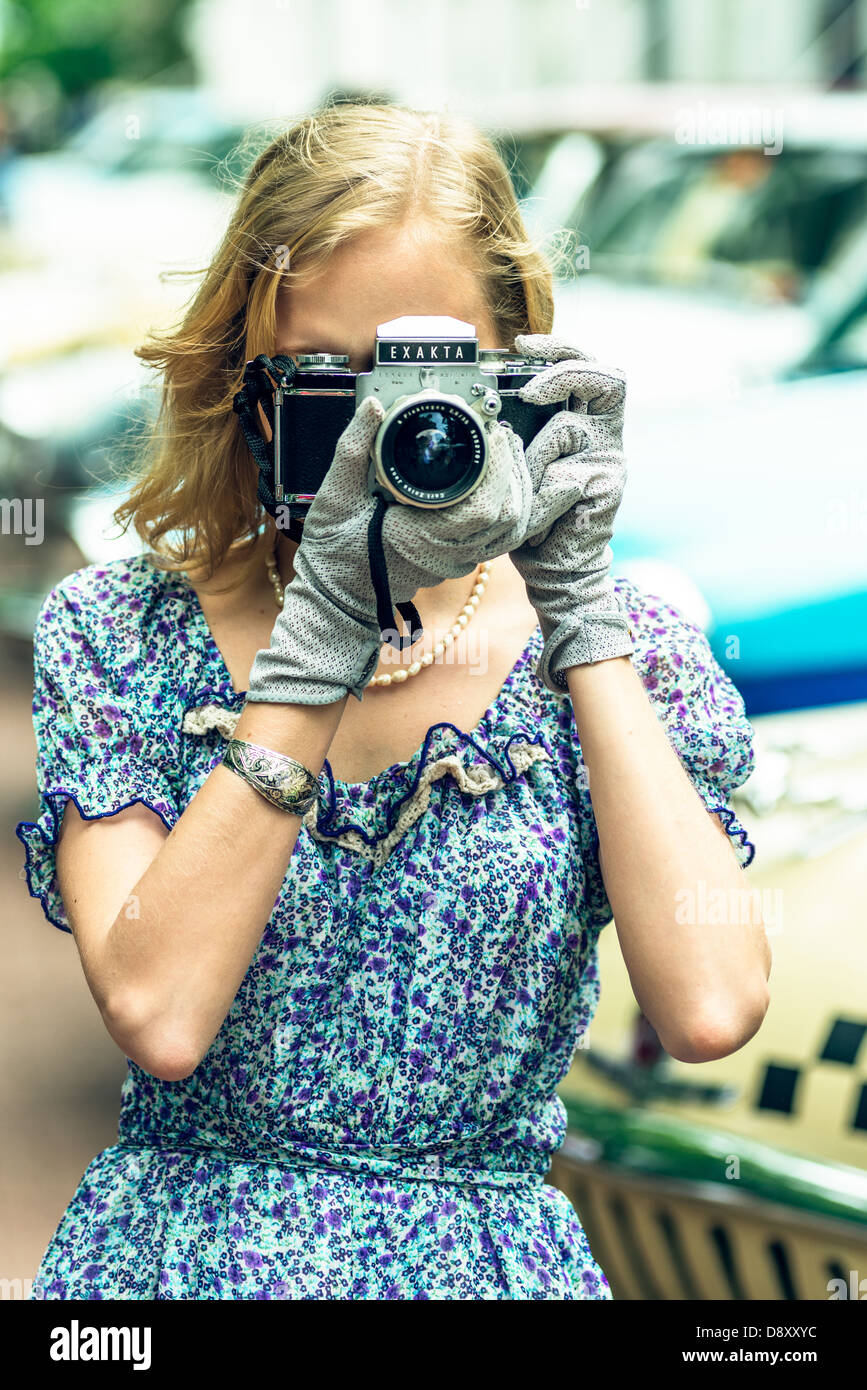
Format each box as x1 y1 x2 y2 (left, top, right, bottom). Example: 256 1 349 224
757 1017 867 1130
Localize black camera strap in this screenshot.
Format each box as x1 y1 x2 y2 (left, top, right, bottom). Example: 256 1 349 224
232 355 424 652
232 353 299 529
368 495 424 649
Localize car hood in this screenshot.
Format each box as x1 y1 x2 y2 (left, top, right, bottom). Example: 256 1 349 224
616 368 867 626
552 277 814 406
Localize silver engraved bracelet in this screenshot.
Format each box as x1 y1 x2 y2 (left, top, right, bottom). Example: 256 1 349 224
222 737 320 816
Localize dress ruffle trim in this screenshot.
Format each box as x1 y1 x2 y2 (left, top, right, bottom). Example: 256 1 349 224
182 701 553 869
182 703 243 739
703 802 756 869
312 734 552 867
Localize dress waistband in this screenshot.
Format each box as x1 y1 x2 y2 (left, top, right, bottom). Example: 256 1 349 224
114 1127 551 1191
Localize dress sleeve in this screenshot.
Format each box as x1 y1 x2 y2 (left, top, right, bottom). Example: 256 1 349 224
15 581 180 933
619 579 757 870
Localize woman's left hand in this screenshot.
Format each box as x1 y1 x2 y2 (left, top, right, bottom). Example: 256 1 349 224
509 332 636 694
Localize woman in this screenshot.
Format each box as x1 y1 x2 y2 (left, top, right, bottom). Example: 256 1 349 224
17 101 770 1300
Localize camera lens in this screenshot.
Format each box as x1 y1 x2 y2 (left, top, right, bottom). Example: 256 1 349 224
394 408 469 487
380 400 485 505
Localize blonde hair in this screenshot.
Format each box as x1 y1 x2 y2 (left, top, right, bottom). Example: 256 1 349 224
115 99 565 584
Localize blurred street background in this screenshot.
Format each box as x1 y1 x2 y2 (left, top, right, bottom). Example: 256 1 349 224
2 0 867 1299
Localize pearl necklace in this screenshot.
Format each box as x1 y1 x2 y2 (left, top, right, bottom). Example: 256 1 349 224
265 547 493 687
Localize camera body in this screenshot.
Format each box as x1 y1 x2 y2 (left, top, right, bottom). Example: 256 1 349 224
269 315 559 515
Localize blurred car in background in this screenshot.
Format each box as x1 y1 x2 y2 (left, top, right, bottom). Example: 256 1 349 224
520 88 867 405
0 348 156 637
0 86 244 370
55 85 252 180
0 86 249 632
515 90 867 714
614 257 867 715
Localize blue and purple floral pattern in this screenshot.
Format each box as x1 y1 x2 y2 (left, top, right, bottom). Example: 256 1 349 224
16 555 756 1299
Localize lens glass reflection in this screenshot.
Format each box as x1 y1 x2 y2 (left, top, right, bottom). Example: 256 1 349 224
391 408 475 492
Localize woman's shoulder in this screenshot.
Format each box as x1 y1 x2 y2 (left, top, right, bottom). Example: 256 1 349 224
38 552 187 632
529 571 754 776
611 572 747 720
613 572 702 644
33 552 205 694
39 550 176 614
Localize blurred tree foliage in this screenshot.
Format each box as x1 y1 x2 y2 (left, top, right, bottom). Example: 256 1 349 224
0 0 196 98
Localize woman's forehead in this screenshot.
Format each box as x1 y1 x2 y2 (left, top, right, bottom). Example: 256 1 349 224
274 227 493 357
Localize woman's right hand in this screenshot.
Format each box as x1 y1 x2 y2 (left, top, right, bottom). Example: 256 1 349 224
246 394 539 705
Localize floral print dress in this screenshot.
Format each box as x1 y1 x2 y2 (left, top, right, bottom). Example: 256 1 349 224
16 554 756 1300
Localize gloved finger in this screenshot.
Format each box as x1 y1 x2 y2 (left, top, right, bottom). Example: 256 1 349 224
464 417 530 524
528 507 619 583
518 359 627 413
524 411 592 480
525 459 626 559
520 414 594 541
471 421 536 558
302 395 385 536
514 332 597 365
381 503 487 580
329 395 386 479
526 450 626 549
312 395 385 500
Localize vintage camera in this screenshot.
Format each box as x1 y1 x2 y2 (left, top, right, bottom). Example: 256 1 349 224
268 315 559 514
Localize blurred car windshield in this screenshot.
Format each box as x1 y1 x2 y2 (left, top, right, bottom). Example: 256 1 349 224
805 286 867 371
546 136 867 306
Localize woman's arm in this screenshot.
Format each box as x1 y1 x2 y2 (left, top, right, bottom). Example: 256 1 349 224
56 699 346 1082
565 655 771 1065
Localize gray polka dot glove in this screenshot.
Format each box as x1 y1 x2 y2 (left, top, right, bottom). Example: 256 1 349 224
510 333 636 695
246 394 537 706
